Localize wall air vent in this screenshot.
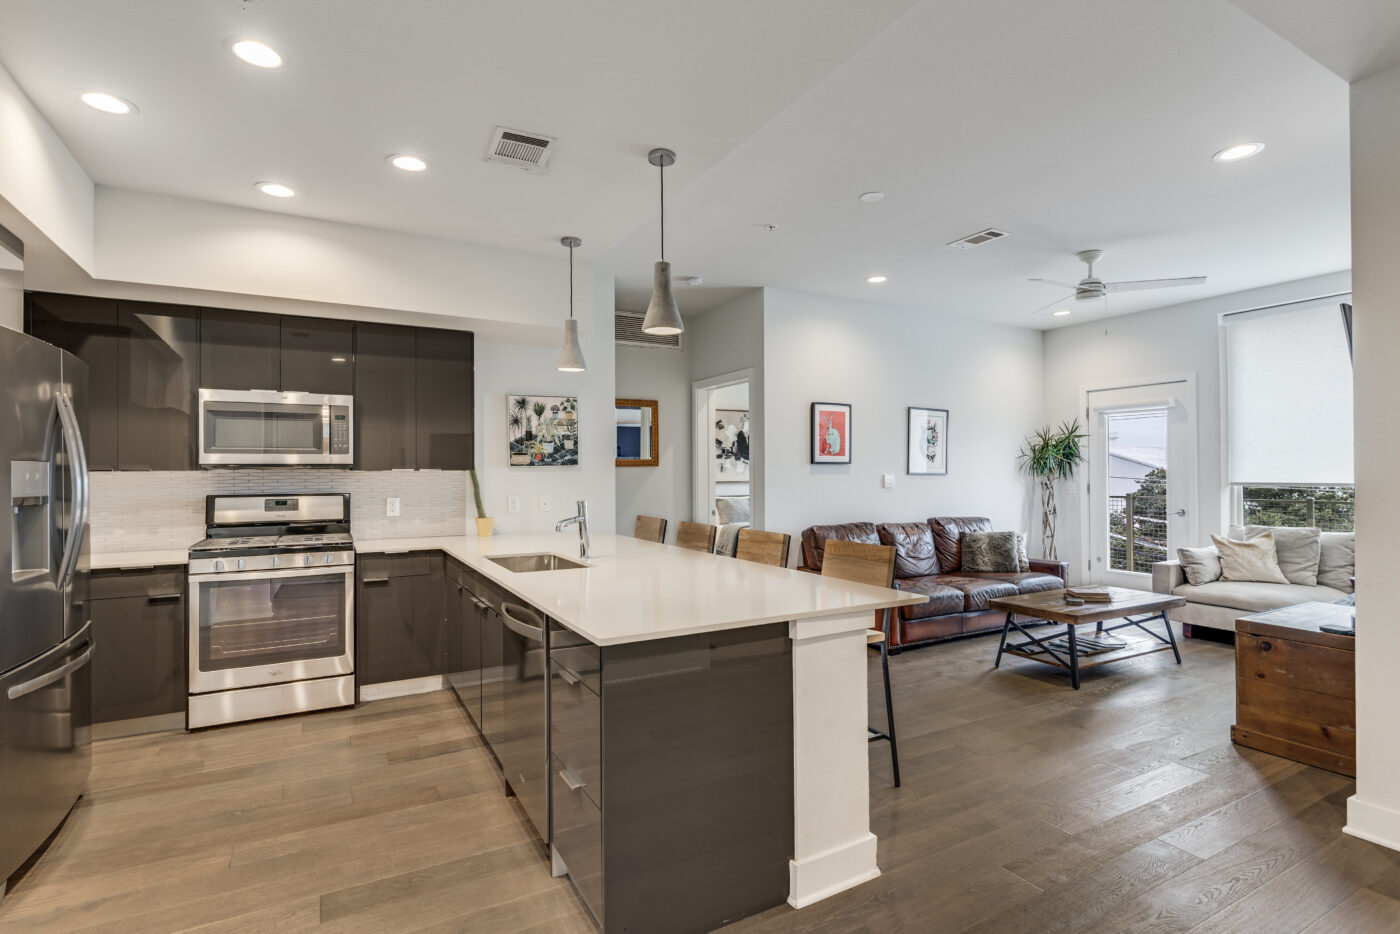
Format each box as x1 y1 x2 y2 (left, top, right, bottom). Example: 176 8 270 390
486 126 557 171
947 227 1010 250
616 311 682 349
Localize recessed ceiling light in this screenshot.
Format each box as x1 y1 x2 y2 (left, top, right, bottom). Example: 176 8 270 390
256 182 296 198
80 91 137 115
858 191 885 203
867 275 887 283
1052 309 1072 317
1212 142 1265 163
388 154 428 172
233 40 283 69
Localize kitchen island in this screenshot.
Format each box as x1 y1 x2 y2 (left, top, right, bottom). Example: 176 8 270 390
355 532 925 932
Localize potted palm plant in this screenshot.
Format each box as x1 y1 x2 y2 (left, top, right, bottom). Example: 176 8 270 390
470 468 493 537
1018 419 1087 561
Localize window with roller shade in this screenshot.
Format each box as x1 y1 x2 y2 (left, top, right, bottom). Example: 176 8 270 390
1223 295 1354 530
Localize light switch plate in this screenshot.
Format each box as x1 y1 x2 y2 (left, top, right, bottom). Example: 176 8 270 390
386 497 401 517
538 495 552 513
882 474 895 489
507 496 521 514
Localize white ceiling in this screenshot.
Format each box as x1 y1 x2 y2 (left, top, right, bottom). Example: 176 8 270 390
1229 0 1400 81
0 0 1353 330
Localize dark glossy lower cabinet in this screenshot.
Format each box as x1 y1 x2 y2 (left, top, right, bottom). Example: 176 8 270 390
90 567 187 732
549 622 794 934
356 552 446 685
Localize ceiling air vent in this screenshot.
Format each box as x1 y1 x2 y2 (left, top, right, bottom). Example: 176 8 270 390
616 311 682 349
947 227 1010 250
486 126 556 171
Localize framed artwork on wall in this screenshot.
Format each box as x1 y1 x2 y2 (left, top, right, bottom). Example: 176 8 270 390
508 394 578 466
811 402 851 464
907 406 948 475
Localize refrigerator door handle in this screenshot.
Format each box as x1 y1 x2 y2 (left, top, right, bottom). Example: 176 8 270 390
5 620 94 701
53 392 90 591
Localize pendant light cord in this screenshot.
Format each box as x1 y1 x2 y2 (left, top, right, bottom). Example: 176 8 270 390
569 243 575 320
659 162 666 261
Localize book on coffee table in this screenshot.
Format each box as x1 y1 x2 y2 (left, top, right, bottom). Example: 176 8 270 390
1065 587 1115 603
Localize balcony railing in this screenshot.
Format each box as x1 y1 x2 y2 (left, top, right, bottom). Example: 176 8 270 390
1108 493 1168 574
1241 496 1354 532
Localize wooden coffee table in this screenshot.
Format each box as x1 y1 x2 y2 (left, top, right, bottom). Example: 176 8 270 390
988 588 1186 689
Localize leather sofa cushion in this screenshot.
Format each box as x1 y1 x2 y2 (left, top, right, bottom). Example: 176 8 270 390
893 576 966 620
961 571 1065 595
898 614 965 645
934 574 1019 612
930 517 992 572
1173 580 1346 613
800 522 880 572
878 522 941 578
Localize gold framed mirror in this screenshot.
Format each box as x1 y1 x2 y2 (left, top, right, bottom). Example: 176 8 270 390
616 399 659 467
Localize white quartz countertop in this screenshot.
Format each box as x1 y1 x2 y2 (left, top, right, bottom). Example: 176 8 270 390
90 548 192 570
355 533 926 646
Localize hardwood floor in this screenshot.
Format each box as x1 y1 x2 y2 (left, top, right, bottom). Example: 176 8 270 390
4 632 1399 932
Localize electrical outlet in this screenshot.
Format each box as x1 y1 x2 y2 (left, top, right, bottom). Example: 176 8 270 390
538 495 552 513
385 497 401 517
507 496 521 514
882 474 895 489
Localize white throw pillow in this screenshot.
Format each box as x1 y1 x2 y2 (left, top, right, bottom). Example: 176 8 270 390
1236 525 1321 586
1211 532 1290 584
1177 546 1221 586
1318 532 1356 593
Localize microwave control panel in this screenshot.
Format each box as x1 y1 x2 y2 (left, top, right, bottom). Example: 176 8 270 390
330 406 351 454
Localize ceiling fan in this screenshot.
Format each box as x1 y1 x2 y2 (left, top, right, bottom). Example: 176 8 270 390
1029 249 1206 315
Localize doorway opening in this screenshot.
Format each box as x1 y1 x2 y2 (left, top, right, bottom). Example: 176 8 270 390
693 370 755 549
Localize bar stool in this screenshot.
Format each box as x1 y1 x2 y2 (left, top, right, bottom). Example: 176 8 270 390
676 521 718 553
821 539 901 787
634 515 668 543
734 529 791 567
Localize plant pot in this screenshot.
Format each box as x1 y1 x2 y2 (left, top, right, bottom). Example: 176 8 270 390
476 517 495 537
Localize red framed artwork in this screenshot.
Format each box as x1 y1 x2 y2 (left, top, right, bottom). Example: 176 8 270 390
811 402 851 464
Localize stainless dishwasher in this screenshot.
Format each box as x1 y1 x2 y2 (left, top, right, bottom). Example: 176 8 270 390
498 601 550 843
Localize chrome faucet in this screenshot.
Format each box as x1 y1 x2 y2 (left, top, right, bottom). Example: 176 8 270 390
556 500 590 559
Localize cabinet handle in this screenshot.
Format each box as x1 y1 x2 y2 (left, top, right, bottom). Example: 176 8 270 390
501 603 545 642
147 593 182 603
557 667 579 686
362 577 390 585
559 768 586 792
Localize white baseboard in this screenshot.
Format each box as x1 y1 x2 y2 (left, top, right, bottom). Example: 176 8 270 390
1345 794 1400 853
359 675 448 701
787 832 880 909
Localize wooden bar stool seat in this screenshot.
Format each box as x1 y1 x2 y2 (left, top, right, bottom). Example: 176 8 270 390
676 521 718 553
735 529 791 567
634 515 668 543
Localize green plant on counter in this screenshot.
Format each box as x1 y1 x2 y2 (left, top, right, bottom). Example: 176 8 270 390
470 468 487 519
1018 418 1087 561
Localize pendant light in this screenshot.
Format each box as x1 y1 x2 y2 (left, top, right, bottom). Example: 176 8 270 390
556 236 586 373
642 147 684 336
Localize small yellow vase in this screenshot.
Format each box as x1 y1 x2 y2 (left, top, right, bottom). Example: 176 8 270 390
475 517 495 537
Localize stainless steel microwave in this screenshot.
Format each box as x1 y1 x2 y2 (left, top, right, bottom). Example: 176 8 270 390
198 389 353 466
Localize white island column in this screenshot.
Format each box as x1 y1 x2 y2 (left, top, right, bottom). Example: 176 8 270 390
788 610 880 907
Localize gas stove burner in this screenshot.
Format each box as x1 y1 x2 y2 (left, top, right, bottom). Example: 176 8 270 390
191 535 281 552
277 532 353 546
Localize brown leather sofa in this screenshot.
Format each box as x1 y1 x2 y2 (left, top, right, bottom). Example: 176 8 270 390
799 517 1069 651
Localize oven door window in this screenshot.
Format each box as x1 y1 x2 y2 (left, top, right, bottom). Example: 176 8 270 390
203 402 325 455
197 572 347 671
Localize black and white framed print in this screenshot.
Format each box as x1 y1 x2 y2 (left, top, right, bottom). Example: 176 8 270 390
907 407 948 475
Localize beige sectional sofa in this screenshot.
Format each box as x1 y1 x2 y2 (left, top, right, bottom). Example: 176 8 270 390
1151 525 1355 633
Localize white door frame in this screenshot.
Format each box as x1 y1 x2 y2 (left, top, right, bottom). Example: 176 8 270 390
693 368 756 526
1079 373 1198 585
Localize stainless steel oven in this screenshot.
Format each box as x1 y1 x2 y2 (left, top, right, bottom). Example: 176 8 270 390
198 388 352 466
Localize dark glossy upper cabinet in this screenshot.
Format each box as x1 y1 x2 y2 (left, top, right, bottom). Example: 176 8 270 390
280 316 353 395
25 293 121 471
198 308 279 391
118 302 198 470
354 323 417 471
415 327 474 469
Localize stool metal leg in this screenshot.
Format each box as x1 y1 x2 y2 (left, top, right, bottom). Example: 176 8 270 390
881 635 900 787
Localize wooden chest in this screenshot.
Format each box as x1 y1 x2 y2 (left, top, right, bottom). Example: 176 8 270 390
1231 602 1355 776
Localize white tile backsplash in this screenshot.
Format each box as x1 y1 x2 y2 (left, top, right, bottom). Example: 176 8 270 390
90 470 468 553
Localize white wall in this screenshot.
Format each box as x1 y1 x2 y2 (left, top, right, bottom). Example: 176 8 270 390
761 288 1043 561
1347 61 1400 852
0 263 20 331
687 290 766 526
615 342 692 531
1042 270 1351 582
473 274 617 536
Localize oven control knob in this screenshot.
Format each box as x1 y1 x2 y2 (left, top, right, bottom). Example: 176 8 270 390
304 554 313 566
214 559 224 572
272 555 279 567
326 553 335 564
237 558 245 571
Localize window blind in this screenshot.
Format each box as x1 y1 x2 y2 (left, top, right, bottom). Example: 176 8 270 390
1224 296 1353 485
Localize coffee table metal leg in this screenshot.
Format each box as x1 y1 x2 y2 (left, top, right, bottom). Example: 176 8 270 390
994 612 1012 668
1161 610 1181 664
1067 624 1081 690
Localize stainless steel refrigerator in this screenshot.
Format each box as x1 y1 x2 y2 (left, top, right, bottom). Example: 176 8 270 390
0 324 93 895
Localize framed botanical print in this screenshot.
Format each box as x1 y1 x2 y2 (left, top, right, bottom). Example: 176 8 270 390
508 395 578 466
907 407 948 475
811 402 851 464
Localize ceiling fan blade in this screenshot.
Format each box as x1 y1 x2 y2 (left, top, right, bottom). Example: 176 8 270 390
1104 276 1206 293
1029 278 1080 290
1029 293 1075 316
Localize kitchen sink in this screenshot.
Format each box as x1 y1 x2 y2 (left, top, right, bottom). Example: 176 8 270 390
487 553 588 573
